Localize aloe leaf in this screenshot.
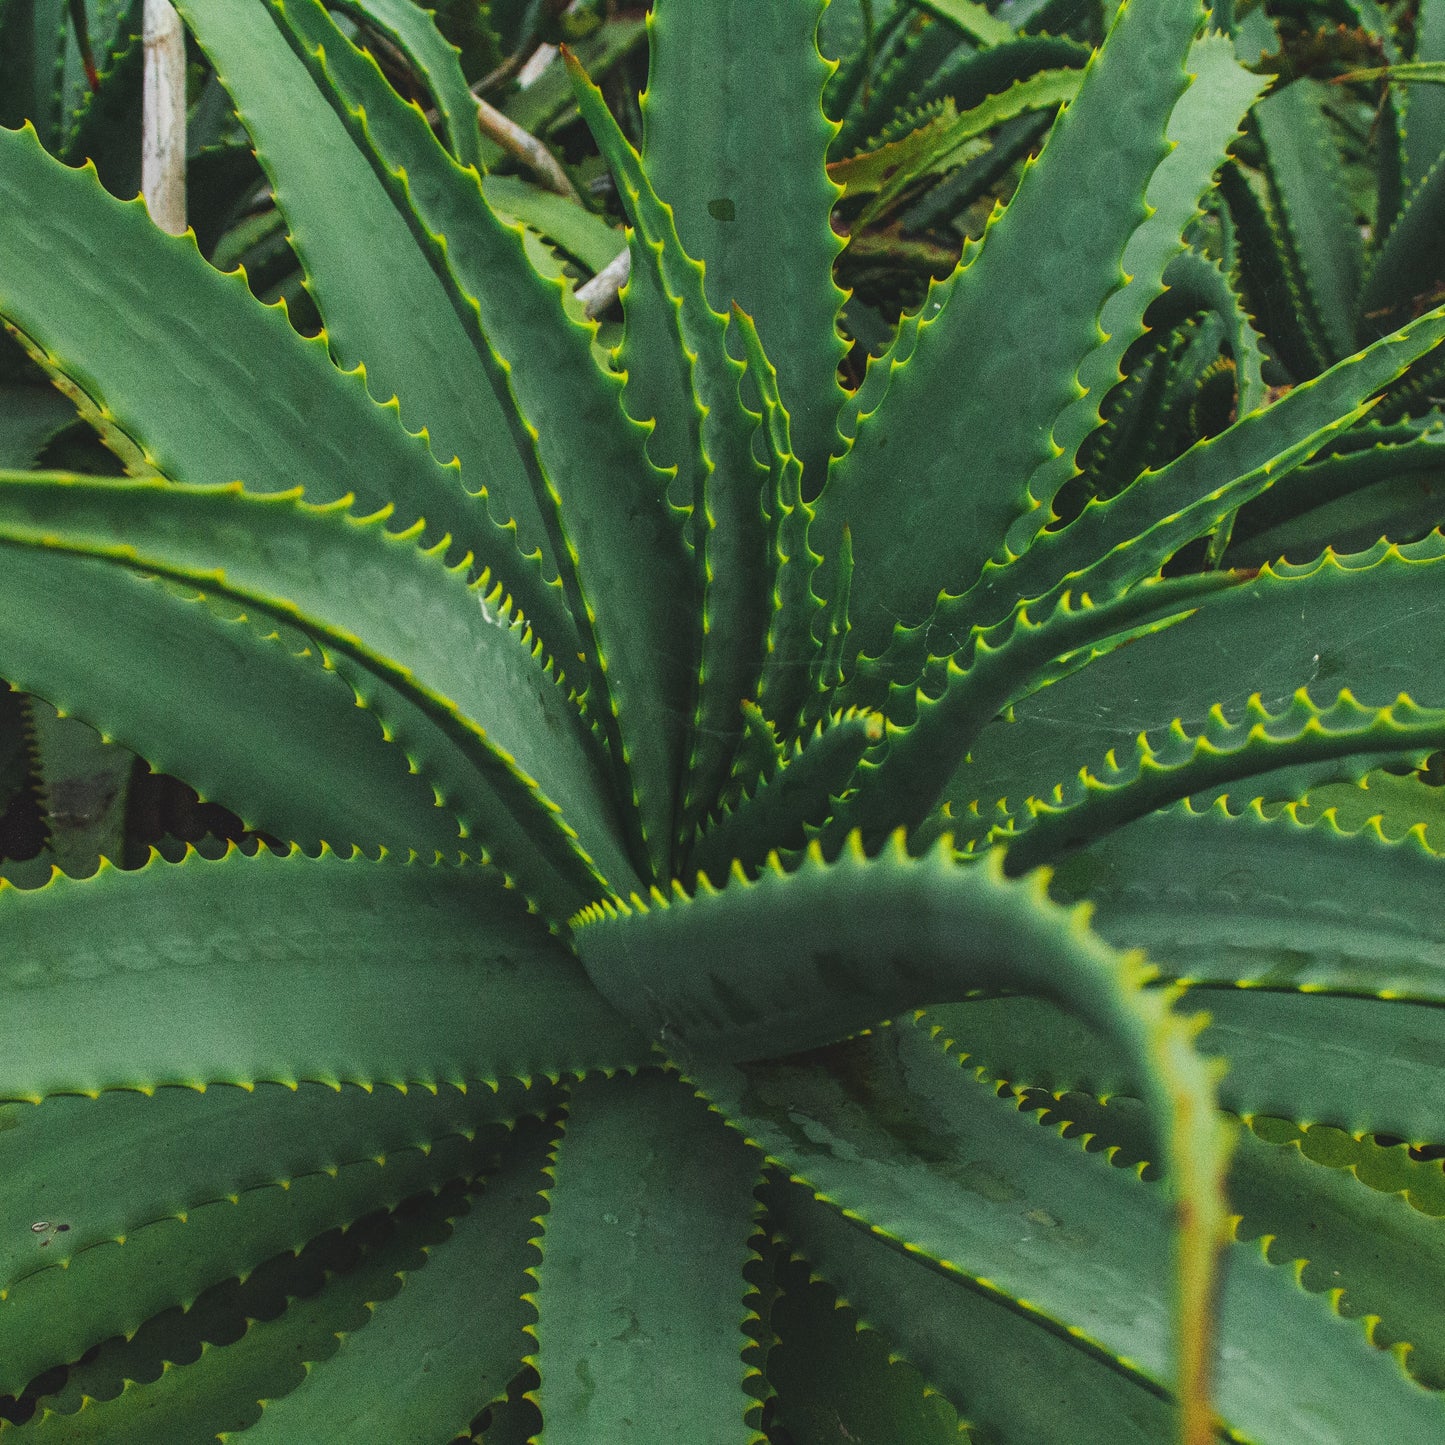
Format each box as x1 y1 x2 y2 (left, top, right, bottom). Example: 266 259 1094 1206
0 1101 548 1402
833 15 961 158
0 553 465 853
480 173 622 273
731 305 823 741
763 1247 967 1444
0 0 67 145
0 123 576 652
529 1074 761 1444
767 1172 1178 1444
826 569 1240 847
1236 470 1445 568
325 0 483 170
688 709 882 884
4 1181 497 1442
568 54 772 847
1402 5 1445 189
0 847 647 1099
1225 1120 1445 1392
991 690 1445 876
638 0 848 488
1220 159 1328 380
929 1031 1445 1392
815 7 1262 664
914 30 1090 115
0 382 74 468
1359 151 1445 337
1049 798 1445 998
58 14 143 197
1155 246 1270 414
957 305 1445 634
235 1119 552 1442
708 1021 1445 1445
0 471 635 903
843 66 1083 225
169 0 558 575
264 1 694 883
1254 80 1365 362
1228 411 1445 563
24 696 131 876
0 1080 544 1297
913 0 1014 46
576 836 1228 1443
928 536 1445 848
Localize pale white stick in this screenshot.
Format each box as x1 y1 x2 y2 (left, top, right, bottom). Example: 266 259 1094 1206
516 43 559 89
142 0 187 235
475 94 581 200
576 246 631 319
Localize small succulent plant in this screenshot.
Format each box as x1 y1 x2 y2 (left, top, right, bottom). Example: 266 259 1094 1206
2 1 1445 1442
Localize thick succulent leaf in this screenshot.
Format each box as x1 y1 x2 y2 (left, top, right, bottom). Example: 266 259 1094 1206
0 472 635 906
1360 151 1445 339
0 123 504 572
1295 766 1445 847
569 54 772 847
0 381 74 468
171 0 555 582
1220 158 1328 381
814 7 1261 662
480 173 622 274
1225 1117 1445 1392
992 690 1445 875
0 1101 547 1403
638 0 848 488
529 1073 761 1444
833 68 1083 226
2 1184 487 1442
946 300 1445 646
327 0 484 169
237 1117 553 1442
1228 411 1445 564
913 29 1091 116
1253 80 1364 362
761 1246 967 1444
1049 798 1445 998
924 538 1445 856
576 836 1228 1440
0 1080 543 1298
0 0 67 145
704 1021 1445 1445
914 0 1014 46
767 1173 1177 1444
826 569 1241 847
1404 0 1445 189
689 709 882 883
0 847 646 1099
731 306 823 740
23 695 131 876
267 4 695 882
1154 246 1269 415
0 552 464 853
926 988 1445 1154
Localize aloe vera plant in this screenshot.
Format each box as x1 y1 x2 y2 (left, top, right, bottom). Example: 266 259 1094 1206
4 0 1445 1440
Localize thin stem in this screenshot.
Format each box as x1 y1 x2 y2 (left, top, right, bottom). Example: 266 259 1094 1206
142 0 187 236
475 93 581 200
576 246 631 319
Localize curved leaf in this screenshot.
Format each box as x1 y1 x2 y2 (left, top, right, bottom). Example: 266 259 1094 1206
0 471 634 906
0 847 646 1099
528 1074 761 1444
575 835 1229 1443
639 0 848 487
